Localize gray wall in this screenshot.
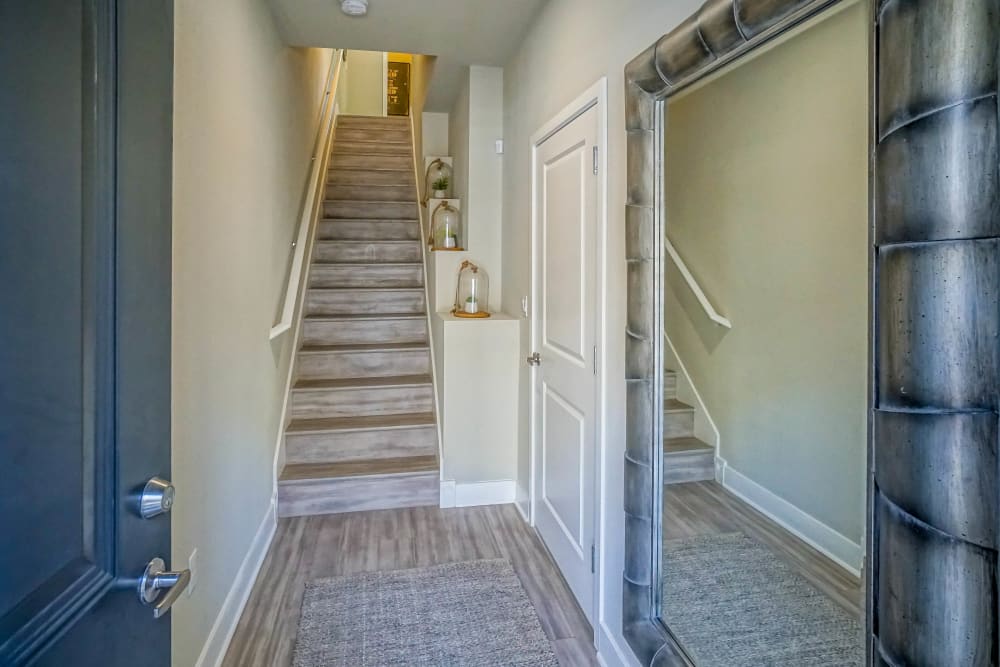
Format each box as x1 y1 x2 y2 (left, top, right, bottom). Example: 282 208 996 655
662 1 868 544
172 0 332 663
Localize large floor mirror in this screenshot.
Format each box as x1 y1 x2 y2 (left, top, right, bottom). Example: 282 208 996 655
657 2 869 664
625 0 1000 663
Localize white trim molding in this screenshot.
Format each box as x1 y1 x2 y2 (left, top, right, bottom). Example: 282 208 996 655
194 498 277 667
718 458 863 576
439 479 516 508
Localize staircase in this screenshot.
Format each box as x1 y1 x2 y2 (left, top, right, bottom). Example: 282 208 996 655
663 369 714 484
278 115 439 518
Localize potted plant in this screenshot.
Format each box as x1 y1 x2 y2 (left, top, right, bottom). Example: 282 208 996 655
432 176 450 199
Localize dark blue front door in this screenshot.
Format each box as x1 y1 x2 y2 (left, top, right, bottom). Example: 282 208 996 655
0 1 173 664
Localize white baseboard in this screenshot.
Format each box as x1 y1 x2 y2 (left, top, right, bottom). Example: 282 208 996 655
597 619 639 667
194 497 278 667
439 479 516 508
514 483 530 523
718 459 863 576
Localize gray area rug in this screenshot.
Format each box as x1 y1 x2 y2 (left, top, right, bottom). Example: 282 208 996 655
662 533 864 667
293 559 559 666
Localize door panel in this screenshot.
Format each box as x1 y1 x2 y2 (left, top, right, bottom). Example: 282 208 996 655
542 385 586 552
542 143 588 362
533 103 600 622
0 2 174 665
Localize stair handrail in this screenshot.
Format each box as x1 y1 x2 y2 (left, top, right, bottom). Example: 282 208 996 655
664 237 732 329
270 49 345 340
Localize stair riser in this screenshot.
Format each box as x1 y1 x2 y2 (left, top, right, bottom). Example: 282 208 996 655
278 471 438 517
324 201 418 220
663 450 715 484
306 290 425 316
310 264 423 288
303 318 427 346
328 169 413 186
317 221 419 241
285 425 437 464
313 241 421 263
337 116 410 129
291 385 434 419
329 154 411 170
335 127 410 143
297 349 431 380
664 410 695 439
326 184 414 202
334 141 412 156
664 374 678 400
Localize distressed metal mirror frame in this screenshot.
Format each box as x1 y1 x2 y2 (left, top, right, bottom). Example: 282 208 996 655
622 0 1000 664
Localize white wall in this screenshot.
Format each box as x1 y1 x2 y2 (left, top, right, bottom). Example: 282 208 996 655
343 49 384 116
172 1 332 664
501 1 702 664
422 111 449 157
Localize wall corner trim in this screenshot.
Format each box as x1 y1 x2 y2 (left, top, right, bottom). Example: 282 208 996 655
193 499 277 667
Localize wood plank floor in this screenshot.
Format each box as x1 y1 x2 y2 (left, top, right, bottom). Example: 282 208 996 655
222 504 597 667
663 481 863 617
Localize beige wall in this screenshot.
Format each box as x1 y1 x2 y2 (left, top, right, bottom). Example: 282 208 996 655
663 2 869 543
172 0 332 664
343 49 384 116
500 0 703 660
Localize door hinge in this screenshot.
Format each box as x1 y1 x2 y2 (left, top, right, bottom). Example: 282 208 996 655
593 345 598 375
590 543 596 573
592 146 599 175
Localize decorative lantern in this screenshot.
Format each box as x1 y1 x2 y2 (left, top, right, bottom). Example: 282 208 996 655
423 158 453 202
431 201 463 250
452 261 490 318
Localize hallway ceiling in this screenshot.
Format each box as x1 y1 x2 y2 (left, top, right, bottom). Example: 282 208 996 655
267 0 549 111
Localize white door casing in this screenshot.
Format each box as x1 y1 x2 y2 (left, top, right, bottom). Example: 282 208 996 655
531 100 601 624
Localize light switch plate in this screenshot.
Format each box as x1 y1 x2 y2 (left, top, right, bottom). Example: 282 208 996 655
521 295 529 317
187 547 198 597
495 139 504 155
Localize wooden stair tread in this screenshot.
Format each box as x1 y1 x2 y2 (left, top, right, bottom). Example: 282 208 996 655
664 436 712 453
664 398 694 413
305 312 425 321
294 374 432 390
308 286 424 291
286 412 436 434
311 260 422 266
299 342 429 353
280 455 438 482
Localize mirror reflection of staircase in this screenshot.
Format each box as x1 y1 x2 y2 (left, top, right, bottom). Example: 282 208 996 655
663 369 714 484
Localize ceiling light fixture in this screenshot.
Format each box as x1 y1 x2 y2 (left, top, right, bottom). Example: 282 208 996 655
340 0 368 16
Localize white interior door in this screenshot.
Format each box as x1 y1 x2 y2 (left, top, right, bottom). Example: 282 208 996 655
532 103 600 622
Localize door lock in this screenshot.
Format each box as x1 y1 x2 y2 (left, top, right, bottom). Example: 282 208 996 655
137 476 175 519
138 557 191 619
527 352 541 366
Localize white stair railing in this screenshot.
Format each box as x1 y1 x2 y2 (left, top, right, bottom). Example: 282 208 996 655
665 237 732 329
270 49 345 340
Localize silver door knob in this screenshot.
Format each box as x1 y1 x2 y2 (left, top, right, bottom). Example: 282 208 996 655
138 476 175 519
526 352 541 366
138 557 191 619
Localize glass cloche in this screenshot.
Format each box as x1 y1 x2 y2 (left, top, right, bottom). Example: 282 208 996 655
423 158 453 202
452 260 490 318
431 201 462 250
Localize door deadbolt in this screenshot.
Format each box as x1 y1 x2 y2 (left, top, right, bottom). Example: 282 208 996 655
137 476 175 519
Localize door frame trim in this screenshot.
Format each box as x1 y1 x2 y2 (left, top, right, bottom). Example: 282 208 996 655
528 77 608 630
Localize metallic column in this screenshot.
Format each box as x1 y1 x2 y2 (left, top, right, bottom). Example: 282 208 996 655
873 0 1000 665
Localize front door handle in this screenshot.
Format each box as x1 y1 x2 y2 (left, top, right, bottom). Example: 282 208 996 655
138 557 190 618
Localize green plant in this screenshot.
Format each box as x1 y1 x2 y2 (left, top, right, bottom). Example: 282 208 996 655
432 176 450 191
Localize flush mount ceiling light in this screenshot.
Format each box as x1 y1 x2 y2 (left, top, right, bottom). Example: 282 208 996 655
340 0 368 16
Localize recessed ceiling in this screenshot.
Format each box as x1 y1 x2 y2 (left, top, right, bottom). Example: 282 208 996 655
267 0 548 111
